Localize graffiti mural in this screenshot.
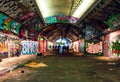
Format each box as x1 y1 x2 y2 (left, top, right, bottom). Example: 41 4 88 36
10 21 21 34
44 16 78 23
0 41 8 54
20 12 35 20
20 12 37 27
0 13 21 34
85 25 95 40
86 41 103 54
0 34 8 57
0 13 7 30
21 41 38 55
109 30 120 58
0 33 20 58
0 0 23 18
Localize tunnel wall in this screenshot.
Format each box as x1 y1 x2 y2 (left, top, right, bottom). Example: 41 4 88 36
104 30 120 57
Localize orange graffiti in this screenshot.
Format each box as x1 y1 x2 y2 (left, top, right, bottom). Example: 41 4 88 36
0 42 8 53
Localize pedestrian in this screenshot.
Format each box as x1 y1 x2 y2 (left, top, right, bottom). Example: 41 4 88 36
0 58 2 62
16 48 20 57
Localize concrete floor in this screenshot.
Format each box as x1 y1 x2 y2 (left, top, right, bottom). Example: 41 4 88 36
0 54 120 82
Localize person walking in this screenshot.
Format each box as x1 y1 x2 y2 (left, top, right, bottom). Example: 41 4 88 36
15 48 20 57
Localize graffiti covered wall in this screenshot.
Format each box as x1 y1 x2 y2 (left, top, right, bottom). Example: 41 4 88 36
0 37 8 57
21 41 38 55
0 13 21 34
86 41 103 54
104 30 120 57
0 33 19 58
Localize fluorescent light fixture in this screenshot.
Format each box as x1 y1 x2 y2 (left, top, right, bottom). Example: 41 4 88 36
72 0 95 18
36 0 95 19
36 0 50 18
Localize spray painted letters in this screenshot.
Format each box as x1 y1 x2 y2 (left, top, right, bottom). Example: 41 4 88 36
21 41 38 55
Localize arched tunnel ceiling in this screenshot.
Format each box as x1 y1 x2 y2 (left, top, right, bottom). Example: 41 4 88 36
0 0 120 41
40 23 85 41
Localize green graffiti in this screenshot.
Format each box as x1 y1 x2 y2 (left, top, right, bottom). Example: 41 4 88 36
45 16 57 23
104 14 120 29
0 13 7 30
4 18 12 31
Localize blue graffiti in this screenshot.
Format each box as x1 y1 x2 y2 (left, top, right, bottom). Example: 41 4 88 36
0 13 7 30
21 42 37 55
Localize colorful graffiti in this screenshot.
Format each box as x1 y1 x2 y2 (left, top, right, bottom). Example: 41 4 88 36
21 41 38 55
0 13 21 34
39 40 44 53
109 30 120 57
20 12 35 20
0 13 7 30
44 16 78 23
84 25 95 40
20 12 37 27
0 42 8 53
86 41 103 54
0 33 20 58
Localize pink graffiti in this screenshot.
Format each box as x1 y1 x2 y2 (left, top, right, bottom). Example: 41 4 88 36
20 12 35 20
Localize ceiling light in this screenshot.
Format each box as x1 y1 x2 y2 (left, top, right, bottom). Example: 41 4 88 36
72 0 96 18
36 0 49 18
36 0 96 19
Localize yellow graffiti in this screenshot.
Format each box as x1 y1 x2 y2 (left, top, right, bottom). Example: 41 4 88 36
4 17 12 31
0 42 8 53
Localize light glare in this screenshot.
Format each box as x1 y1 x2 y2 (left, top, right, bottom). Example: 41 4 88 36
36 0 49 18
72 0 95 18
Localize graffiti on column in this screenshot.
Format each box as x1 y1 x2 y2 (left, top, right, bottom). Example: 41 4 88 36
104 35 110 56
80 40 85 52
